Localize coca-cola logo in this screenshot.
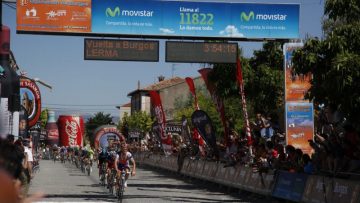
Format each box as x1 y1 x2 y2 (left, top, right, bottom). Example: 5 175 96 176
48 129 58 137
65 120 79 146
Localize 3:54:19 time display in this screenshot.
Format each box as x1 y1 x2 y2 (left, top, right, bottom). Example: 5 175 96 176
180 12 214 25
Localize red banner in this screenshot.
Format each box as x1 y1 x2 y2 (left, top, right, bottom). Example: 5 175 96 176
185 77 199 110
236 58 252 146
198 68 228 146
149 90 172 156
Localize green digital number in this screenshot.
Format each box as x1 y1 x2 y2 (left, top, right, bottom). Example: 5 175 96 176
180 12 214 25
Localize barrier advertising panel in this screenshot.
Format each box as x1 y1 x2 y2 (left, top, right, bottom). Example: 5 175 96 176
272 171 308 202
286 102 314 155
17 0 299 40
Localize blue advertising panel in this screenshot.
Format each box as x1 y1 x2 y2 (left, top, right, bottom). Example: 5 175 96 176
272 171 308 202
286 102 314 155
91 0 299 39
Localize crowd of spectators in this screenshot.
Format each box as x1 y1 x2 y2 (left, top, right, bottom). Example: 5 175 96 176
0 135 43 202
127 110 360 179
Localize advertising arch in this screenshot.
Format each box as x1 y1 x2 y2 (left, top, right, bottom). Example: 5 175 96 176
93 125 125 150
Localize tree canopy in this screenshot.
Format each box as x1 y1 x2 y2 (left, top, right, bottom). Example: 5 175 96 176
293 0 360 125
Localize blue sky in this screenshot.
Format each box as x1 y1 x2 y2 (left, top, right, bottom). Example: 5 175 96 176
2 0 324 117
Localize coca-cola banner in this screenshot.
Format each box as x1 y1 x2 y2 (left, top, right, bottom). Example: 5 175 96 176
149 90 172 156
191 110 218 156
57 115 84 147
20 76 41 127
198 68 229 146
94 125 125 149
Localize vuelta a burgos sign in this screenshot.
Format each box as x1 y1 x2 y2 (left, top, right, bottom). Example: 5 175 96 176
20 76 41 127
94 125 125 149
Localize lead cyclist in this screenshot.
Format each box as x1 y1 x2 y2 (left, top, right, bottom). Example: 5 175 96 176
115 143 136 188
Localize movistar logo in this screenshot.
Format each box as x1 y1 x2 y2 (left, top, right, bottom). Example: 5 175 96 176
241 11 287 22
106 7 154 18
106 7 120 17
241 11 254 22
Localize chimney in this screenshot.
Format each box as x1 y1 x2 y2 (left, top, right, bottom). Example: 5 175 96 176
158 75 165 82
137 80 140 89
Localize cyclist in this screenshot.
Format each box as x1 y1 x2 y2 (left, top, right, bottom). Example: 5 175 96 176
115 143 136 188
98 148 108 177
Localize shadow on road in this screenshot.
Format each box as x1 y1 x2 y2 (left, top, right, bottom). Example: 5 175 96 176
45 194 115 202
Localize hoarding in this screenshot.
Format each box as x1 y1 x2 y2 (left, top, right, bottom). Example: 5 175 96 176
286 102 314 155
17 0 300 40
166 42 237 63
84 39 159 62
284 43 312 102
17 0 91 33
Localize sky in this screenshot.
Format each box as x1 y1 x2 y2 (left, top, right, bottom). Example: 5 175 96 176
2 0 324 118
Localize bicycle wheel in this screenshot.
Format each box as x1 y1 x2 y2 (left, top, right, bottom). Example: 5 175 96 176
117 178 124 203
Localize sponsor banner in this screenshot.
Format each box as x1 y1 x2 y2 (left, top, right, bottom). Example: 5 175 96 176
185 77 199 110
284 43 312 102
286 102 314 155
165 123 182 134
198 68 228 146
128 129 141 138
20 76 42 127
17 0 300 39
17 0 91 33
191 110 217 153
149 90 172 156
92 1 299 39
94 125 125 149
272 171 308 202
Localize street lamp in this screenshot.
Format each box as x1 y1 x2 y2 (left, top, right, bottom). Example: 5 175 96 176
33 78 52 91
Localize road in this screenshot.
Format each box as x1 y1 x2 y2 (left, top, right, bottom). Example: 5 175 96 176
29 159 278 203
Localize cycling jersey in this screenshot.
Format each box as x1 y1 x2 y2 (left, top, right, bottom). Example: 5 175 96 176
117 152 133 170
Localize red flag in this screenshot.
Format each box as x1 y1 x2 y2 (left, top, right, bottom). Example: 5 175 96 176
149 90 172 155
198 68 229 146
185 77 199 110
236 57 252 146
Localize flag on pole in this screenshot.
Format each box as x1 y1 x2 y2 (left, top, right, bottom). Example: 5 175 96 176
198 68 229 146
236 58 253 146
185 77 199 110
149 90 172 156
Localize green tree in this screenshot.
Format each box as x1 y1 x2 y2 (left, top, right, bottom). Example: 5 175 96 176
120 111 153 139
40 108 49 129
85 112 113 145
247 42 284 115
292 0 360 125
208 43 284 121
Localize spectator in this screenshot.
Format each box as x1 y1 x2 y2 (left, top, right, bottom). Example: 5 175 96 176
302 154 314 174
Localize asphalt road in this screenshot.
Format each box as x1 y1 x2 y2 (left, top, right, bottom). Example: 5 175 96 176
29 159 279 203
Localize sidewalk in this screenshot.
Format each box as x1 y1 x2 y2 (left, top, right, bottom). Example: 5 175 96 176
29 160 114 202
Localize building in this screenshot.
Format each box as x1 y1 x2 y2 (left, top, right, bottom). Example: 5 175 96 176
127 76 204 121
116 102 131 122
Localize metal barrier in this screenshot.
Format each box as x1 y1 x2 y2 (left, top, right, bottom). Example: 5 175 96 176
134 152 360 203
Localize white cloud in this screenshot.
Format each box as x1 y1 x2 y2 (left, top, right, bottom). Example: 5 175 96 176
219 25 244 37
159 28 175 34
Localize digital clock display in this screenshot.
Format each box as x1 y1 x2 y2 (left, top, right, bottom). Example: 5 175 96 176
166 41 238 63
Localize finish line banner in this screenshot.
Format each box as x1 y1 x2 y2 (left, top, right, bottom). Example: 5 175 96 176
17 0 299 40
